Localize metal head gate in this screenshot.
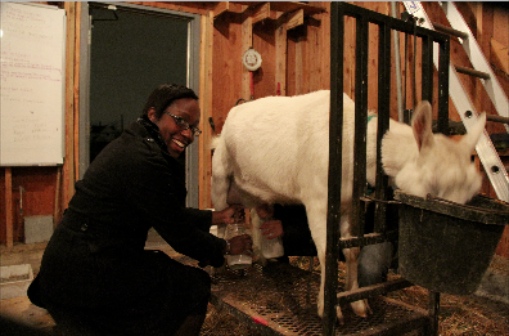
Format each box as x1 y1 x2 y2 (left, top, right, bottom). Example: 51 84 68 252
326 2 451 335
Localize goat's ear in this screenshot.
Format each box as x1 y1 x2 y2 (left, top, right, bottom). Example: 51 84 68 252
412 101 434 151
461 112 486 151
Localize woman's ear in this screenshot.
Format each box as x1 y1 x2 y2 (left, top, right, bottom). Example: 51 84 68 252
147 107 157 123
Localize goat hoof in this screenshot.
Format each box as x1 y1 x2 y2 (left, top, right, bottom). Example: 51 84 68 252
336 305 345 325
351 299 370 318
317 301 324 319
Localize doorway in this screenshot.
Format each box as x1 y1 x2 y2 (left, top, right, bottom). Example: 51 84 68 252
79 2 201 207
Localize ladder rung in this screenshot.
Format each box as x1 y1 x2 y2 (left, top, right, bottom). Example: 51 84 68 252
432 22 469 39
455 65 490 80
487 115 509 125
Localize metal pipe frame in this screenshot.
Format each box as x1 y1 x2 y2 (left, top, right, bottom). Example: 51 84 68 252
327 3 450 335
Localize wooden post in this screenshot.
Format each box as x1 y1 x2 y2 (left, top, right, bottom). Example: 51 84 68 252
275 22 287 96
4 168 13 249
62 2 77 206
198 11 215 209
242 15 253 100
53 166 62 227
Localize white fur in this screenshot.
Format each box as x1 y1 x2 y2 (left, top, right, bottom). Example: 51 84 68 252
211 90 485 322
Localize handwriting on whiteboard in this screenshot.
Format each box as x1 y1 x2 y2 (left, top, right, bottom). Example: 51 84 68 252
0 3 65 165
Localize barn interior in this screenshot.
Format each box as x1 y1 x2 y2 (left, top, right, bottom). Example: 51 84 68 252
1 2 509 335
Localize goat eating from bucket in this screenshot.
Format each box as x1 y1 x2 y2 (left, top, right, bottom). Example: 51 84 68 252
211 90 486 323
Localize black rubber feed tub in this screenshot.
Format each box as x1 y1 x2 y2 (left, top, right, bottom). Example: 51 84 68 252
394 190 509 295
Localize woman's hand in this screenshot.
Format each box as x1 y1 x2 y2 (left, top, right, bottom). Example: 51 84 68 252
226 234 253 255
212 205 245 225
260 219 284 240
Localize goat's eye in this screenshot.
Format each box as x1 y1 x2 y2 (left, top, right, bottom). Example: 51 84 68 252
470 155 476 163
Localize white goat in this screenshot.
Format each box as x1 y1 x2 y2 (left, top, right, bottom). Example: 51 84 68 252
211 90 486 322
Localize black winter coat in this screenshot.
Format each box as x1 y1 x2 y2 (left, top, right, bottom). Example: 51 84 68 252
28 120 226 334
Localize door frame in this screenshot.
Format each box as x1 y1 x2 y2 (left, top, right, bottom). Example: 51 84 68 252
79 2 201 208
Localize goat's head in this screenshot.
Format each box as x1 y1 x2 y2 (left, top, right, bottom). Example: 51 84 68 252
390 101 485 204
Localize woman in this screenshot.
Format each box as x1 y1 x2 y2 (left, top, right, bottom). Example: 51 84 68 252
28 84 252 335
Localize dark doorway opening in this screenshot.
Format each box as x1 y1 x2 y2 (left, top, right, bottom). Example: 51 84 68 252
89 4 189 162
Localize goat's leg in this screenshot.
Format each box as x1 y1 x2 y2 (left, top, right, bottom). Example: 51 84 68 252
305 206 345 323
250 208 267 266
342 246 371 317
341 215 371 318
316 251 346 324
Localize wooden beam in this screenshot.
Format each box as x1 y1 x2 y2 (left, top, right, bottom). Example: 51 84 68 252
286 9 304 30
252 3 271 25
5 168 13 249
199 11 214 209
213 2 229 18
213 2 246 18
264 1 325 16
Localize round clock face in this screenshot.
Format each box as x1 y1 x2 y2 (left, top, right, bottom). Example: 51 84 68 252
242 48 262 71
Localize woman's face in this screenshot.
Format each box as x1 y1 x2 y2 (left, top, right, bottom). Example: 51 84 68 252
148 98 200 158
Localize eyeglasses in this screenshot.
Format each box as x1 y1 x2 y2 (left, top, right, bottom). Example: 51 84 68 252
165 112 202 136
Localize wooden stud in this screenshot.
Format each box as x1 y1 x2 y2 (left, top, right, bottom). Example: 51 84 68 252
63 2 77 207
5 168 13 249
199 11 215 209
74 2 82 180
295 36 303 94
242 15 253 100
53 167 62 227
275 24 288 96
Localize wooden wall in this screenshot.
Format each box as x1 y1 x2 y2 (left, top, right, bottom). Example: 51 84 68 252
1 2 508 257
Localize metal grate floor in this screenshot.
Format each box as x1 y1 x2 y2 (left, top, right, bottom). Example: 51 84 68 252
210 262 429 335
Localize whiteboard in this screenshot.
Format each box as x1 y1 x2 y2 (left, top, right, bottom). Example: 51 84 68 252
0 3 66 166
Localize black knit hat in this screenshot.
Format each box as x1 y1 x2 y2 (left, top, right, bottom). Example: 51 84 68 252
142 84 198 118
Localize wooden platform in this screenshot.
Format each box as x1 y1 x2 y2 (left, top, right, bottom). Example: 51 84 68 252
209 261 430 335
